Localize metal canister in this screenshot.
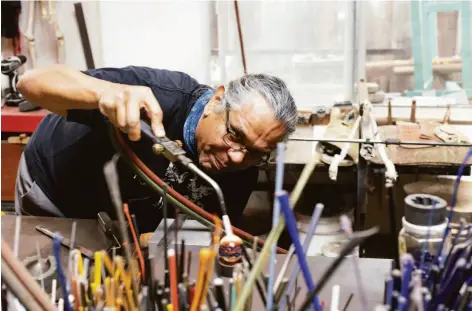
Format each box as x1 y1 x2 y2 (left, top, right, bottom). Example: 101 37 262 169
398 194 450 275
404 194 447 226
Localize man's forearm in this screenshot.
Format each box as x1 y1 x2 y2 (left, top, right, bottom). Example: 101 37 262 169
17 65 115 115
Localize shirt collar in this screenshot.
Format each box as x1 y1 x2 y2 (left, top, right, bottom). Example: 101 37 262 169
183 89 215 157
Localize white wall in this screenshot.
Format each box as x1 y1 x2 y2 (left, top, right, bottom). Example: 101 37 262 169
2 0 212 85
98 1 212 84
2 1 102 70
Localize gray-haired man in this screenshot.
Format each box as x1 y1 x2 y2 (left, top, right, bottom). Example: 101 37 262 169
15 65 297 232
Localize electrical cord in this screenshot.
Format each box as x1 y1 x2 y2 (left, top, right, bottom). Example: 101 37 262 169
109 124 287 254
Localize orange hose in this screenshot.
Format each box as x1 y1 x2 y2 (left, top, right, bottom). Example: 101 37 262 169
123 203 146 280
115 128 287 255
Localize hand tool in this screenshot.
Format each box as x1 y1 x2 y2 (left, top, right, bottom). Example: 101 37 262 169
98 212 121 248
35 226 94 259
140 120 243 259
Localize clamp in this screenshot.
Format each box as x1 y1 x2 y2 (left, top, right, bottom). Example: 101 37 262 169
97 212 121 251
328 80 397 187
140 120 191 166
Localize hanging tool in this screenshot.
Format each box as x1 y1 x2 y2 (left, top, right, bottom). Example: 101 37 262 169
97 212 121 249
329 80 397 186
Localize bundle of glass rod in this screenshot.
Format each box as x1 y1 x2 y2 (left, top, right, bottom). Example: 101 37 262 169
3 137 379 311
4 139 469 311
381 247 472 311
379 148 472 311
2 207 375 311
232 140 379 311
1 214 262 311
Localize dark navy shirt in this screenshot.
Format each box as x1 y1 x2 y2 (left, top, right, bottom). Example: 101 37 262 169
23 66 258 231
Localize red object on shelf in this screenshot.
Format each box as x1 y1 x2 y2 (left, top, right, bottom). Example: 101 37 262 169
1 106 50 133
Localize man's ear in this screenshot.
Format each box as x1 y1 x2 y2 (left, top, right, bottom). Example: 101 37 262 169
203 85 226 117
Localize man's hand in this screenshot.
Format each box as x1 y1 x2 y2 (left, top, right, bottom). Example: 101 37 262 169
98 85 166 141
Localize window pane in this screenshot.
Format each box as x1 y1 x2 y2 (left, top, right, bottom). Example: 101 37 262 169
214 1 350 108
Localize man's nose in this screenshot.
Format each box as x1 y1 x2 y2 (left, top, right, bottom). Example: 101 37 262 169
227 149 245 164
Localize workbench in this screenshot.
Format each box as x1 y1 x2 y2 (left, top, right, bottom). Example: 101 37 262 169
262 124 472 258
1 106 51 202
1 215 392 310
1 106 50 133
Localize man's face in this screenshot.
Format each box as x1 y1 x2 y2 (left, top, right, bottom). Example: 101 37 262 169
194 86 286 174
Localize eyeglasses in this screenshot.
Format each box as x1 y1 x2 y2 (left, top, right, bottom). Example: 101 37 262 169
222 99 271 167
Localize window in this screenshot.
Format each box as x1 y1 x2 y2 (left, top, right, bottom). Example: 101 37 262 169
211 1 361 110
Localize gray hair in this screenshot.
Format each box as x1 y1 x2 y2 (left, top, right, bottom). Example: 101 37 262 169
222 74 297 141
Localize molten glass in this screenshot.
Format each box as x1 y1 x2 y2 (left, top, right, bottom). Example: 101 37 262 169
218 235 243 266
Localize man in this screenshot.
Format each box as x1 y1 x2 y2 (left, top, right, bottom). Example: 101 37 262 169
15 65 297 232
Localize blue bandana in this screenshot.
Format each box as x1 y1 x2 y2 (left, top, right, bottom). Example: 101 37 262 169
183 89 215 157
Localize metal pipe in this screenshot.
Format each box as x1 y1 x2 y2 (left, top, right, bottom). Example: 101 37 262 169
366 57 461 70
185 158 237 236
289 137 472 147
372 103 472 109
186 162 227 216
